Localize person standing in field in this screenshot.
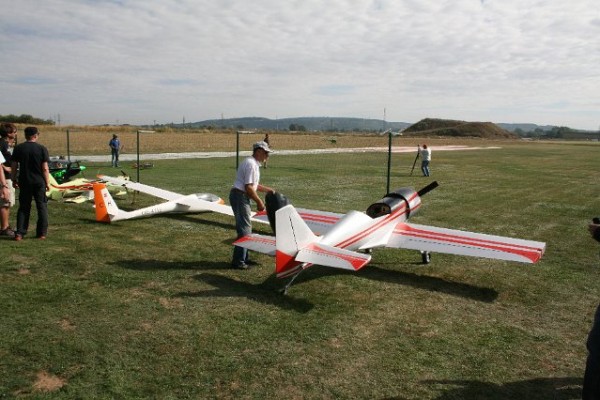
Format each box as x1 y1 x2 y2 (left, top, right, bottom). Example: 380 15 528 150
0 123 17 237
229 141 275 269
262 133 271 168
10 127 50 241
419 144 431 177
109 134 122 167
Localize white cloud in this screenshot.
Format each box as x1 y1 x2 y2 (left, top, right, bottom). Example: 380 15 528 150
0 0 598 129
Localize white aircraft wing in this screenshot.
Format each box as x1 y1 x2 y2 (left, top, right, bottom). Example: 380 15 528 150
296 208 343 235
99 175 182 201
233 234 276 256
388 222 545 264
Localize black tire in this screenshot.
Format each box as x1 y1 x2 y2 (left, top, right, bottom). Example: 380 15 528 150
421 251 431 264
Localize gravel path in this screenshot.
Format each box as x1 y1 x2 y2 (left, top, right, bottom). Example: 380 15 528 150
72 145 501 162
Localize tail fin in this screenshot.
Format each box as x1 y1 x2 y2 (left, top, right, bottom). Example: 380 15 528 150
274 205 372 277
275 205 317 277
93 182 120 223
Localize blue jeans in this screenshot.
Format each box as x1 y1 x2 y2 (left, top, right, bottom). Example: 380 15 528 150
229 189 252 266
16 183 48 237
111 149 120 167
421 160 430 177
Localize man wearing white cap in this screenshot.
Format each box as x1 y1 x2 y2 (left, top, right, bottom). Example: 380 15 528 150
230 140 275 269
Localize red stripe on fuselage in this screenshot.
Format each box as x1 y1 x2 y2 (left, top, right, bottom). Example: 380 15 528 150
298 212 340 225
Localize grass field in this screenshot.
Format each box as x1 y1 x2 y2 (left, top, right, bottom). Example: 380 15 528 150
1 135 599 399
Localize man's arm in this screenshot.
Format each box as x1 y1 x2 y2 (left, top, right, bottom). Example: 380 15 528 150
244 184 265 211
10 161 18 186
42 161 50 191
257 184 274 194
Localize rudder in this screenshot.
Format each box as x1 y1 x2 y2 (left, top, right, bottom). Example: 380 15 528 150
275 205 316 276
93 182 119 223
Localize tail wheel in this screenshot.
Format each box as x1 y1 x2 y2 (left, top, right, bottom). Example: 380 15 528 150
421 251 431 264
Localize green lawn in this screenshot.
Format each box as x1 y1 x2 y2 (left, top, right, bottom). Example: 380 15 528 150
1 141 599 399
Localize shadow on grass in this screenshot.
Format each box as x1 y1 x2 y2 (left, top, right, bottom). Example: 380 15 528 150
115 259 232 271
177 273 314 313
289 264 498 303
417 377 581 400
79 212 274 235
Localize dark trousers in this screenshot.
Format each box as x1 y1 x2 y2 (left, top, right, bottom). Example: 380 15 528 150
16 183 48 237
584 303 600 400
111 149 120 167
229 189 252 266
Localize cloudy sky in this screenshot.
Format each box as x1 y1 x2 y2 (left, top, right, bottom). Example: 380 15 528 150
1 0 599 129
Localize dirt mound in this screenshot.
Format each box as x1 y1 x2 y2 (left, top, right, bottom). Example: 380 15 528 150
403 118 517 139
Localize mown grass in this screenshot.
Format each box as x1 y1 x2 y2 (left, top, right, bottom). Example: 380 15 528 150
1 137 599 399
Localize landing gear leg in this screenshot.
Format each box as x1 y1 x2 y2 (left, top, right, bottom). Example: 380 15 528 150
421 251 431 264
279 270 304 295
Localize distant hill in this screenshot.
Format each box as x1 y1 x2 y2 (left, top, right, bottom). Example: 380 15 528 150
403 118 517 139
497 123 556 132
186 117 410 132
178 116 593 137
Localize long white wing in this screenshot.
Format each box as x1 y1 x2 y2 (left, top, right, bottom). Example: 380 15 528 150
388 222 545 263
99 175 182 201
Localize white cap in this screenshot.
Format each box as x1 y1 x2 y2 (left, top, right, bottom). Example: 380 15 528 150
253 140 273 153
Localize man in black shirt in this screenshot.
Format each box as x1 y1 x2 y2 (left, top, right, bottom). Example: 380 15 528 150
10 127 50 241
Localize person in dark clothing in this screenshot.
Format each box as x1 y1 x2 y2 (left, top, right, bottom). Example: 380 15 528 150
10 126 50 241
109 134 122 167
0 123 17 237
583 220 600 399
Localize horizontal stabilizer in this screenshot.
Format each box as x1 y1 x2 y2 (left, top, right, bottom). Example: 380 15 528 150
233 234 276 256
389 222 545 263
296 242 371 271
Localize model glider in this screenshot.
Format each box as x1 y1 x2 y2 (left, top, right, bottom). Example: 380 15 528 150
93 175 238 223
233 182 546 293
92 176 341 233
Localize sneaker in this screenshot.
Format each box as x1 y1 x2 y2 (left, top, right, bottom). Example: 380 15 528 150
14 234 23 241
245 260 259 266
0 227 15 238
232 262 252 270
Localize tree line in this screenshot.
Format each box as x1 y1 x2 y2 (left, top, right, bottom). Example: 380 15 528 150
0 114 55 125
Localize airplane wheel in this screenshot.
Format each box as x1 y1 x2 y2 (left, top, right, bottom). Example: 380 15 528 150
421 251 431 264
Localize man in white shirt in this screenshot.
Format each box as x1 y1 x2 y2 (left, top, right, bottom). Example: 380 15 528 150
419 144 432 177
229 141 275 269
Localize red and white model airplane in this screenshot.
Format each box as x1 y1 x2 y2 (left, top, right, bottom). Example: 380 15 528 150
234 182 546 293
